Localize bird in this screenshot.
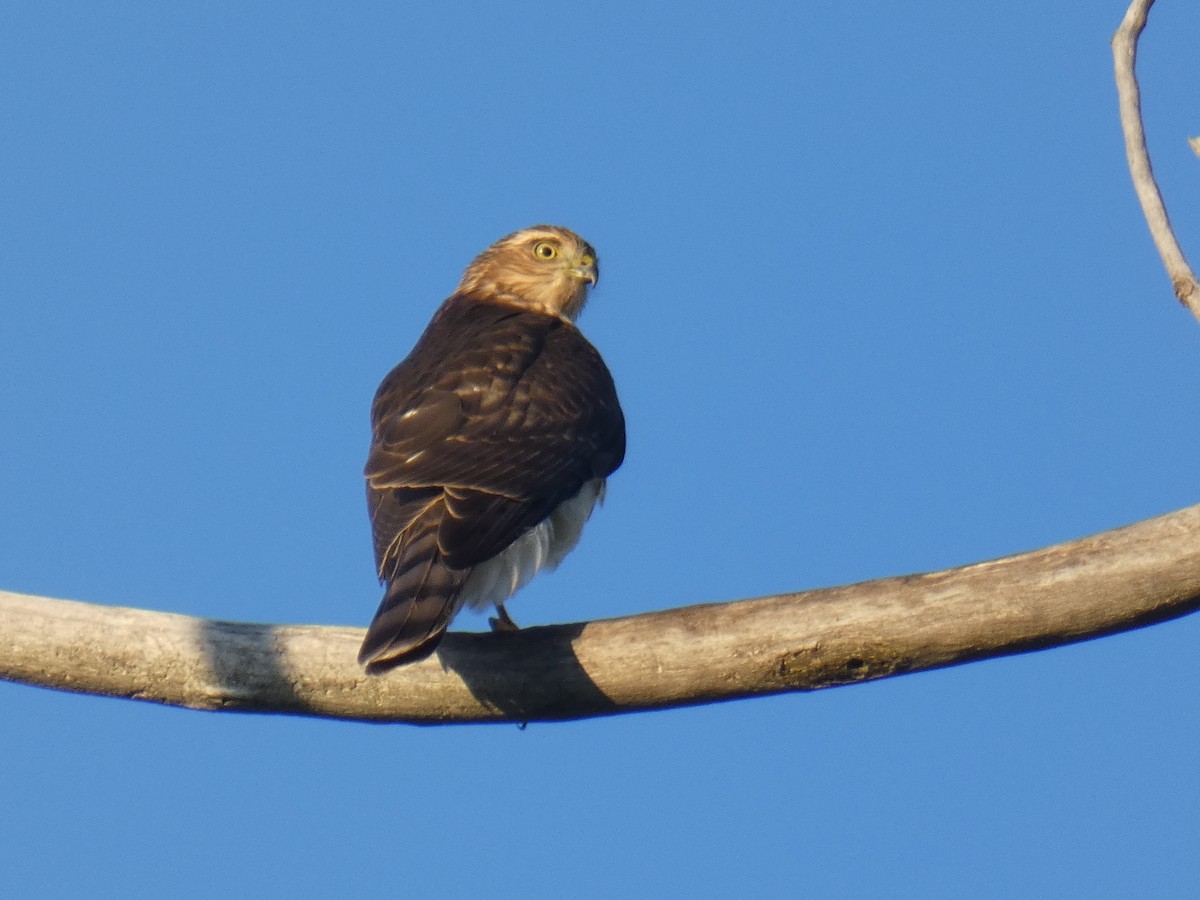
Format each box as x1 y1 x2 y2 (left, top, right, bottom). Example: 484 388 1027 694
360 225 626 671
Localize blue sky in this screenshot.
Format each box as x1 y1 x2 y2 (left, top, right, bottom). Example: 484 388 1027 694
3 2 1200 897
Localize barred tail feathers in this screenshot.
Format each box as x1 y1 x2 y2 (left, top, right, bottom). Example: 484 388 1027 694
359 492 468 670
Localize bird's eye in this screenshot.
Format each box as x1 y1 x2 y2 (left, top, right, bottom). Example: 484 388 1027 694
532 241 558 260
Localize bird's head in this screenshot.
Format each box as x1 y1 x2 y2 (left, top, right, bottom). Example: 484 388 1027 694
456 225 599 321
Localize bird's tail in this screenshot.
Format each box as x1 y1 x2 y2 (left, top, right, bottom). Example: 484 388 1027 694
359 494 468 671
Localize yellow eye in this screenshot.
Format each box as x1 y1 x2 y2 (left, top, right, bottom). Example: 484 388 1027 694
532 241 558 260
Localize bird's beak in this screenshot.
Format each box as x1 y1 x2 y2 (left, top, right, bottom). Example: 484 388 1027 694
574 256 599 287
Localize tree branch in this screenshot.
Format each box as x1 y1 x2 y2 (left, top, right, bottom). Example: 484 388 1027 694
4 501 1200 724
4 4 1198 725
1112 0 1200 320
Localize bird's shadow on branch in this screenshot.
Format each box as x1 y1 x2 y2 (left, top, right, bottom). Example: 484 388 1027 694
435 622 619 722
193 612 617 723
195 619 310 714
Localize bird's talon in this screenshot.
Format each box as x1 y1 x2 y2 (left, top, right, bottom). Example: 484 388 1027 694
489 604 521 632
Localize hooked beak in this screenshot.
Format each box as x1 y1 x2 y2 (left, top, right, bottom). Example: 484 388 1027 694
574 257 599 287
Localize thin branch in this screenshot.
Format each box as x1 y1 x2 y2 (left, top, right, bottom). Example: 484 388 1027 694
1112 0 1200 320
4 501 1200 724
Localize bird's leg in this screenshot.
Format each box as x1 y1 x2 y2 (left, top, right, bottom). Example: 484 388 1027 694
489 602 521 633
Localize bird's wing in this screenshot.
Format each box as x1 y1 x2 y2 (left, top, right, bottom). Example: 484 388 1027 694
366 295 625 570
359 295 624 667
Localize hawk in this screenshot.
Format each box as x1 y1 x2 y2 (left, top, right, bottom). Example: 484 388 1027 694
360 225 626 670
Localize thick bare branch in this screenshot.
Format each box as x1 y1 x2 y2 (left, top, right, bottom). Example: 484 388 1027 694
4 501 1200 724
1112 0 1200 319
3 5 1198 727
